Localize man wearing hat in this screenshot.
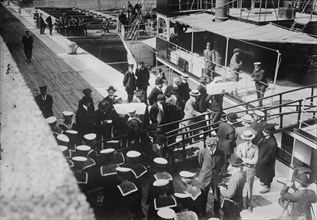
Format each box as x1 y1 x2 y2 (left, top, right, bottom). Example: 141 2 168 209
197 136 225 217
165 77 181 99
251 62 268 107
46 116 63 137
251 110 267 145
217 112 238 172
183 90 202 132
59 111 76 132
103 86 119 106
135 62 150 97
219 154 246 220
123 64 136 103
148 78 164 105
235 114 256 147
236 130 258 212
126 107 142 145
76 96 95 138
280 172 317 220
150 94 168 133
78 88 95 112
255 123 277 194
22 29 33 62
229 48 242 96
178 74 191 108
203 42 216 79
197 76 211 113
35 86 53 118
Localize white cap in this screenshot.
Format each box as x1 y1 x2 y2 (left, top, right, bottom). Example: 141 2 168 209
76 145 91 151
253 110 265 117
254 62 261 66
179 171 196 178
72 156 87 162
46 116 57 124
62 111 73 117
157 208 176 219
57 134 70 143
153 157 168 165
100 148 115 154
116 167 131 172
182 74 189 79
127 106 136 114
59 145 67 152
174 192 190 199
84 133 97 141
153 179 169 187
65 130 78 135
126 150 141 158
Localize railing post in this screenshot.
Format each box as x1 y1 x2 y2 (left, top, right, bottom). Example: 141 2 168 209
311 85 315 118
279 94 283 126
297 100 302 124
182 133 186 162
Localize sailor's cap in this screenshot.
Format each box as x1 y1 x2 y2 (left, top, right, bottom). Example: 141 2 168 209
126 150 141 158
59 145 68 152
254 62 261 66
179 171 196 179
116 167 131 173
127 106 137 114
100 148 115 154
174 192 191 199
57 134 70 143
62 111 73 117
84 133 97 141
153 179 169 187
76 145 91 151
157 208 176 219
46 116 57 124
65 130 78 135
153 157 168 165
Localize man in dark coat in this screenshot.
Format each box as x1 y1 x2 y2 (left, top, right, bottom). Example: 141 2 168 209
46 15 53 35
150 94 168 134
76 97 95 138
22 30 33 62
178 74 191 110
197 136 225 217
35 86 53 118
251 62 268 107
164 77 181 99
217 112 237 172
39 13 46 34
280 173 317 220
197 76 211 113
123 64 136 103
135 62 150 97
255 123 277 194
251 110 267 145
103 86 119 106
148 78 163 106
78 88 95 112
219 154 246 220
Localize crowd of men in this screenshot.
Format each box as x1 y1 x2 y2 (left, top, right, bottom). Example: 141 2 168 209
34 61 316 219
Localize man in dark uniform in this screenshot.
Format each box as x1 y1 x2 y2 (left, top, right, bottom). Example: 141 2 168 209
150 94 168 134
135 62 150 97
76 97 95 138
251 62 268 107
255 123 277 194
78 88 95 112
46 15 53 35
22 30 33 62
178 74 191 110
35 86 53 118
123 64 136 103
33 9 39 28
39 13 46 34
148 78 163 106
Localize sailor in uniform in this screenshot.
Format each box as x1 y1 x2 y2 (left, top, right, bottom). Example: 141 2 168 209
124 150 148 183
174 192 199 220
59 111 76 132
126 107 142 145
157 208 176 220
56 133 70 147
64 130 79 151
46 116 63 138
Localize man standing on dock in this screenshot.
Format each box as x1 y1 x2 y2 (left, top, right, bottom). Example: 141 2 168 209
135 62 150 97
251 62 268 107
22 29 33 62
123 64 136 103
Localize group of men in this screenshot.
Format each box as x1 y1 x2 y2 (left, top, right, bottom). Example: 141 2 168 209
33 10 53 35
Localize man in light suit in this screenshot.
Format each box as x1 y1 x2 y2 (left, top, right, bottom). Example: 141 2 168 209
183 90 202 137
219 154 246 220
217 112 237 172
236 130 258 212
197 136 225 217
123 64 136 103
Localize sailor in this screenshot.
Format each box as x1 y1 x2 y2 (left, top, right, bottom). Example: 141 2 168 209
56 133 70 146
64 129 79 151
250 110 267 145
59 111 75 132
126 106 142 145
35 86 53 118
157 208 176 220
219 154 246 220
174 192 199 220
46 116 62 137
124 150 148 181
82 133 98 161
251 62 268 107
71 156 89 192
59 145 71 159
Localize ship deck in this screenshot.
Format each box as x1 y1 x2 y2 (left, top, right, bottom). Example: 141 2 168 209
1 2 316 220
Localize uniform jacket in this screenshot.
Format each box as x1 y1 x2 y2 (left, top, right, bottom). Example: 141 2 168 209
35 94 53 118
197 148 225 188
217 122 236 155
221 170 246 211
148 87 163 106
251 68 268 88
280 185 317 220
135 67 150 89
123 70 136 91
183 97 201 126
255 135 277 184
22 35 33 49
